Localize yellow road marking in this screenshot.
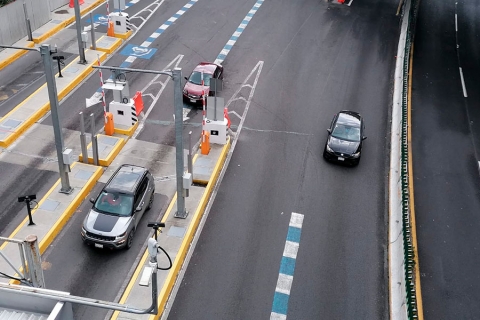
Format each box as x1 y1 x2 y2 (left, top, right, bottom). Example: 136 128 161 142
408 43 424 319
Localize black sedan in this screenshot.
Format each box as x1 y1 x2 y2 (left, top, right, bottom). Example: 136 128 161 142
323 111 366 166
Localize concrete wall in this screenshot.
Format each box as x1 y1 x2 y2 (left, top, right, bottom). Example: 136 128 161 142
0 0 51 45
49 0 69 11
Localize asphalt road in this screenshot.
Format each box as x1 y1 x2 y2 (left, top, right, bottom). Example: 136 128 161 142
41 182 168 319
169 0 398 319
412 0 480 318
0 0 400 318
0 0 160 237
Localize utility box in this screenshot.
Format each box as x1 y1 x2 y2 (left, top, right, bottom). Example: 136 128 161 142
62 148 74 165
109 12 130 34
204 118 228 145
183 172 192 190
103 79 130 103
109 100 138 127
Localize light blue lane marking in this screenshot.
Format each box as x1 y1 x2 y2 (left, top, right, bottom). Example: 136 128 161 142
272 292 289 315
286 226 301 243
214 0 265 65
270 212 304 320
279 256 296 276
95 0 198 93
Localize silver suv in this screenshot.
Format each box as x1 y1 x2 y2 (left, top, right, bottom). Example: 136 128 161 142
81 164 155 250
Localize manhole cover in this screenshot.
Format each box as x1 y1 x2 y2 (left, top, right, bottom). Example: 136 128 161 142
100 136 118 146
39 199 60 212
75 169 93 180
55 10 69 14
167 226 186 238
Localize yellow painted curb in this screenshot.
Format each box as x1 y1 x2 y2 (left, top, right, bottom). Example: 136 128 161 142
0 51 107 148
33 0 106 44
37 164 103 253
149 138 231 320
114 121 139 137
59 51 107 102
111 139 231 320
78 136 126 167
0 163 77 251
0 41 34 71
111 193 178 320
407 43 424 320
93 36 123 54
114 30 133 40
7 163 103 285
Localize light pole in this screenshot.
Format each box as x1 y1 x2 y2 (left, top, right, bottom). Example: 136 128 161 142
74 0 87 64
92 65 188 217
0 44 73 193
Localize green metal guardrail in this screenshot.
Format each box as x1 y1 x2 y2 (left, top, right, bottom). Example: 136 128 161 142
401 0 419 318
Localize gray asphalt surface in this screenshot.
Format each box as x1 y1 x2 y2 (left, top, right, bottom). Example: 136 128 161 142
412 0 480 318
0 0 159 237
41 182 168 320
1 0 401 318
169 0 398 319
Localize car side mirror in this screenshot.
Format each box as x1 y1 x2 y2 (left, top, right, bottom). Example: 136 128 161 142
135 205 143 212
184 76 188 81
327 129 332 134
362 136 367 140
90 197 95 204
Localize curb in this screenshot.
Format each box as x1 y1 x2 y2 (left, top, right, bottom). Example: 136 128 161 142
32 0 106 44
0 51 107 148
0 41 35 72
1 162 103 284
110 138 231 320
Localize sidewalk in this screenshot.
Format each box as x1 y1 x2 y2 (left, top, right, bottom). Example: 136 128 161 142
110 139 230 320
0 134 231 316
0 0 105 71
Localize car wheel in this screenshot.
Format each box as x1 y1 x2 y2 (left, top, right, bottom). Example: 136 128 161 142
126 230 135 250
147 192 154 210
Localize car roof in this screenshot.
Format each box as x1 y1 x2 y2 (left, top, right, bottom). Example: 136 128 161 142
337 111 361 127
192 62 217 74
104 164 147 194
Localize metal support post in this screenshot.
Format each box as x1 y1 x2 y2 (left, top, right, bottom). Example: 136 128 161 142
24 235 45 288
74 0 87 64
40 44 73 194
186 131 193 197
25 198 34 225
89 12 96 50
23 2 33 42
213 80 217 121
173 68 187 218
90 113 99 166
80 112 88 164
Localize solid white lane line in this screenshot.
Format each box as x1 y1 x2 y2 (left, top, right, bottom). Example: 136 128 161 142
459 67 468 97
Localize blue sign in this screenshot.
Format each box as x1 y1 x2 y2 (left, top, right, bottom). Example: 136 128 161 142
120 44 157 60
85 14 109 26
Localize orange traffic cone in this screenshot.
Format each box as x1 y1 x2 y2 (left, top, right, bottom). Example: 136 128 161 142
107 21 115 37
69 0 84 8
201 132 210 155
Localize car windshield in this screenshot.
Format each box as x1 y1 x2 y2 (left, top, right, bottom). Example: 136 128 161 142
188 71 212 86
332 124 361 142
94 191 134 216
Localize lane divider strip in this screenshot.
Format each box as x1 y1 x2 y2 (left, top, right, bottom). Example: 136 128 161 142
214 0 265 65
270 212 304 320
